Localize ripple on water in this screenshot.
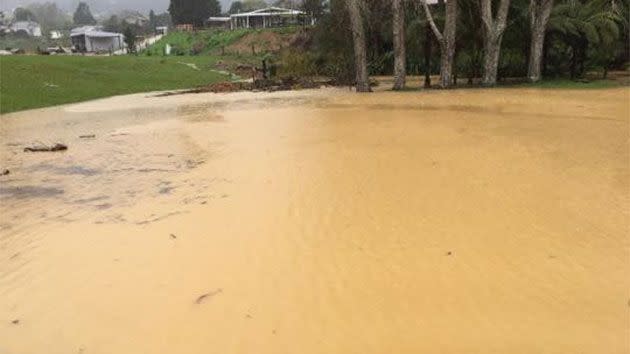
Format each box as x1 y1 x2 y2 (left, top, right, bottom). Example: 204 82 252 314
0 185 64 199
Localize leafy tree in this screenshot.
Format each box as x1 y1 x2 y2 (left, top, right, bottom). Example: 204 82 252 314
27 2 71 32
103 15 122 33
242 0 268 11
549 0 621 78
273 0 299 8
73 2 96 25
155 12 173 27
14 7 37 22
123 26 137 53
303 0 326 20
169 0 222 27
229 1 245 14
149 9 157 29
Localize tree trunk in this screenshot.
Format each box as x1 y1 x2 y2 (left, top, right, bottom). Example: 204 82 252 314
424 22 432 88
527 0 554 82
421 0 458 88
347 0 371 92
441 0 457 88
542 32 549 76
570 44 577 79
483 35 501 85
392 0 406 90
480 0 511 86
578 40 587 77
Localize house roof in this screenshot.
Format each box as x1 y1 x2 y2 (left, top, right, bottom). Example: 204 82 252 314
71 25 101 34
70 27 123 38
230 7 305 18
11 21 40 29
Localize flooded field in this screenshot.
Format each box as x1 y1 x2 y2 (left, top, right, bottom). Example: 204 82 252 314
1 87 629 354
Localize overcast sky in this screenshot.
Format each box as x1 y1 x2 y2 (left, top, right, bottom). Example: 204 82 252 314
1 0 235 14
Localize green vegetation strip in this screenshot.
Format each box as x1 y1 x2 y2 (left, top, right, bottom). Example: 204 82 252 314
515 78 623 89
0 55 228 114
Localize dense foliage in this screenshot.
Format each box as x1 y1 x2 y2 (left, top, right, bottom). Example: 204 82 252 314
169 0 222 26
72 2 96 25
13 7 37 22
27 2 71 32
294 0 628 84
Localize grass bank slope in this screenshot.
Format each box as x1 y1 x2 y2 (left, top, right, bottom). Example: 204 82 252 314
0 55 227 114
144 27 301 57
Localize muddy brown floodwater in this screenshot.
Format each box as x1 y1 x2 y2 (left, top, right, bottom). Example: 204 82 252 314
0 87 629 354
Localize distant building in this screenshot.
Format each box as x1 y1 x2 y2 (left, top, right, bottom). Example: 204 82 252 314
120 10 149 27
70 26 124 53
175 24 194 32
50 30 63 39
10 21 42 37
156 26 168 35
211 7 309 30
206 17 231 29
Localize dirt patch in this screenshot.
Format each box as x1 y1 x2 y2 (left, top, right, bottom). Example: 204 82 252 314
156 77 329 97
226 30 299 55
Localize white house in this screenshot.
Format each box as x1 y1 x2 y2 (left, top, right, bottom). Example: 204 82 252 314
70 26 125 53
208 7 309 30
156 26 168 35
10 21 42 37
50 30 63 39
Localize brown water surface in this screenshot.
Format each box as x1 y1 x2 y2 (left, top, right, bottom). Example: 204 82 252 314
1 87 629 354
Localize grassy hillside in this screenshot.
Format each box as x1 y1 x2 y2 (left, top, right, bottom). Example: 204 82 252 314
0 55 228 114
0 35 71 53
144 27 301 57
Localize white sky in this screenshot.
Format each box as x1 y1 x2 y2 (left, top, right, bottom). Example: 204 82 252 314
1 0 235 14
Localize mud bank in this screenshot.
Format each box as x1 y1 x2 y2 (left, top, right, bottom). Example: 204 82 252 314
1 87 629 354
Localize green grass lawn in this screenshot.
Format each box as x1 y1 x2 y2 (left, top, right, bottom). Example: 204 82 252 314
519 78 625 89
0 55 231 114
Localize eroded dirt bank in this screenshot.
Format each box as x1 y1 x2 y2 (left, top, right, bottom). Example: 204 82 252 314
1 87 629 354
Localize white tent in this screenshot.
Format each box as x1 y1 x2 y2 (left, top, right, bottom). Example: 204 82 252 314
71 26 124 53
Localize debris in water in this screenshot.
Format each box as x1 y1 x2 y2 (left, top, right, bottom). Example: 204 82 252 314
24 143 67 152
79 135 96 139
170 233 177 239
195 289 223 304
1 169 9 176
11 319 19 325
446 251 453 256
